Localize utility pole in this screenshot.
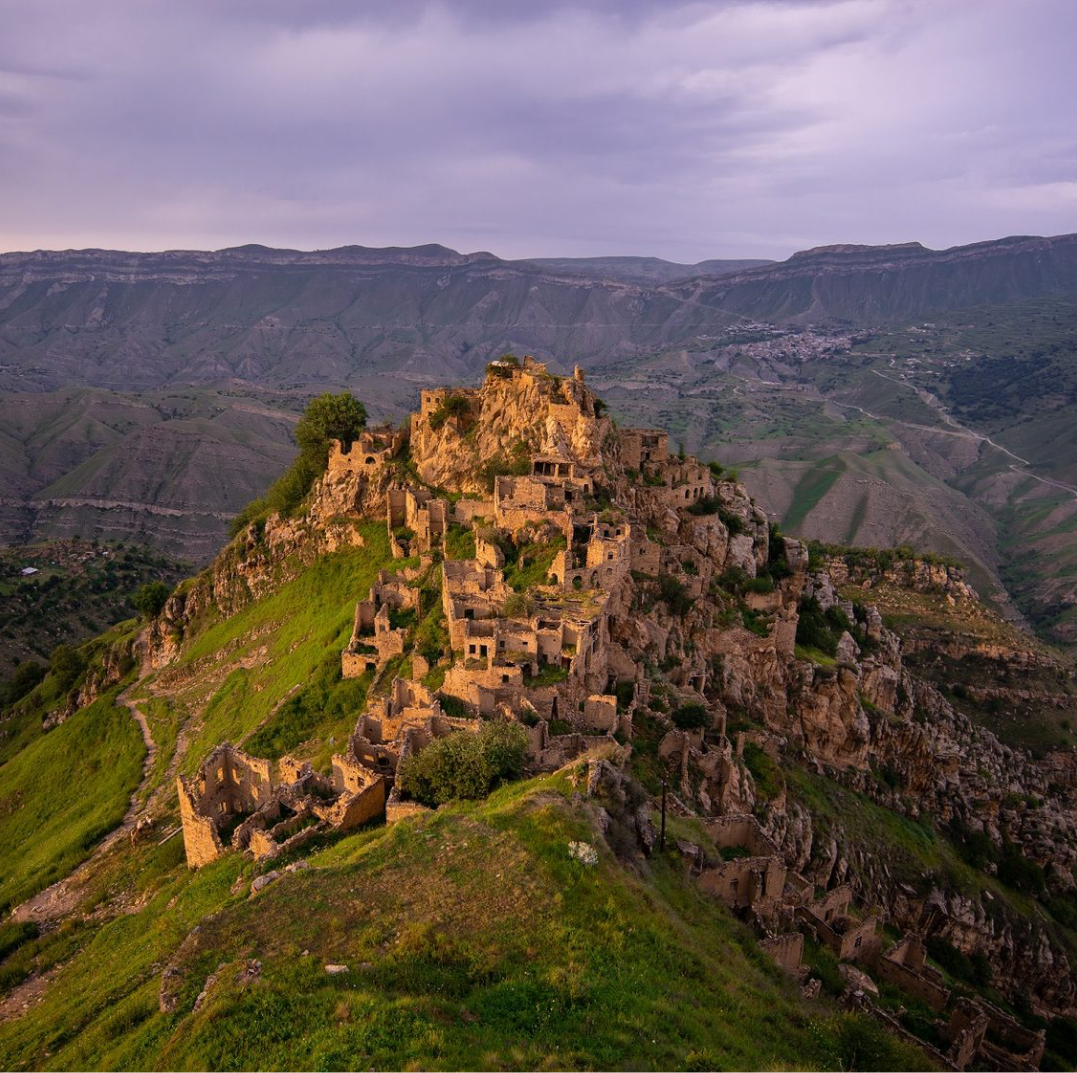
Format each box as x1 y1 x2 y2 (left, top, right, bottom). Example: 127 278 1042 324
660 778 667 852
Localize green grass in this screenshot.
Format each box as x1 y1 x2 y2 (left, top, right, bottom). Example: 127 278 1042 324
0 692 145 915
782 458 845 532
0 773 931 1071
175 525 395 774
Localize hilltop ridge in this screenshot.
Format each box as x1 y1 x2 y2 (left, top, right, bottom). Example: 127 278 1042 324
2 359 1077 1069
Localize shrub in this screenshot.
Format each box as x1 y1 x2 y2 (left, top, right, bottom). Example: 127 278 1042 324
265 454 321 518
479 441 531 492
1 661 46 707
49 644 87 691
687 495 720 516
397 722 529 807
672 703 709 730
657 574 691 617
925 936 991 987
256 392 369 519
795 596 839 657
229 498 269 538
998 841 1047 897
428 393 473 431
717 507 745 535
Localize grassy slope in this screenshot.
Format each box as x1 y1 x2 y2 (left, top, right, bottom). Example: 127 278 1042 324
165 523 399 778
0 773 928 1072
0 692 145 914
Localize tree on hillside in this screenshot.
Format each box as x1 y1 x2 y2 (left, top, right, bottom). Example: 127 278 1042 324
230 391 368 530
397 721 529 807
132 581 172 619
50 644 86 691
294 392 368 469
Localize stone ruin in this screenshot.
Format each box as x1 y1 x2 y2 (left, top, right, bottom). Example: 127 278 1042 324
174 358 1072 1064
177 743 385 869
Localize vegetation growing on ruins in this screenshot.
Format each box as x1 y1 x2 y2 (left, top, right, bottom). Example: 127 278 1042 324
397 721 529 806
2 361 1077 1071
231 391 368 527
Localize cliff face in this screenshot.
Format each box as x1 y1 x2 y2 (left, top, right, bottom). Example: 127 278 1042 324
137 359 1077 1024
3 234 1077 396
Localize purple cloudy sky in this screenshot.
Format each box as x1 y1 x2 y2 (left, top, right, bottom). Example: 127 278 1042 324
1 0 1074 261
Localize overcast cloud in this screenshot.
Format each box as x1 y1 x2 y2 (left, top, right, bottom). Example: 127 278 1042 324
1 0 1074 260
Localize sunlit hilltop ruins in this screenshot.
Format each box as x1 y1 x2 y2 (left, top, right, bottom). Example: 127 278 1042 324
176 356 1072 1069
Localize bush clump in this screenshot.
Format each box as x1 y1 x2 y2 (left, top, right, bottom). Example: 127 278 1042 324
397 721 530 808
428 393 473 431
672 703 709 730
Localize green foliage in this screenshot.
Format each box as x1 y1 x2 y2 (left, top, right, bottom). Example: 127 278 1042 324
0 767 932 1072
824 1013 932 1072
413 600 450 666
228 498 269 538
657 574 691 616
686 494 720 516
294 392 368 467
1046 1016 1077 1069
265 453 320 518
261 392 369 519
397 722 529 807
672 703 709 730
530 664 569 687
997 840 1048 897
243 654 373 761
1 661 46 707
503 534 565 593
478 440 531 492
444 523 476 561
49 643 87 691
925 936 992 987
178 527 395 772
740 608 771 637
743 741 783 801
486 354 520 377
0 920 38 962
428 393 473 431
502 592 536 619
718 507 745 535
0 694 145 915
803 935 845 996
131 581 171 619
795 595 840 657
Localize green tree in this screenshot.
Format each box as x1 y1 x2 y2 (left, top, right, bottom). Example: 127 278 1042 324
132 581 172 619
1 661 46 707
49 645 87 691
294 392 368 469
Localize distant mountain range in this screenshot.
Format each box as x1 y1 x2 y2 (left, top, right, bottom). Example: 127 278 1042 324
2 233 1076 393
518 255 774 285
3 231 1077 575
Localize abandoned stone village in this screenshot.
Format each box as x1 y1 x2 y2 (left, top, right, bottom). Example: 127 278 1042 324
173 357 1075 1071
